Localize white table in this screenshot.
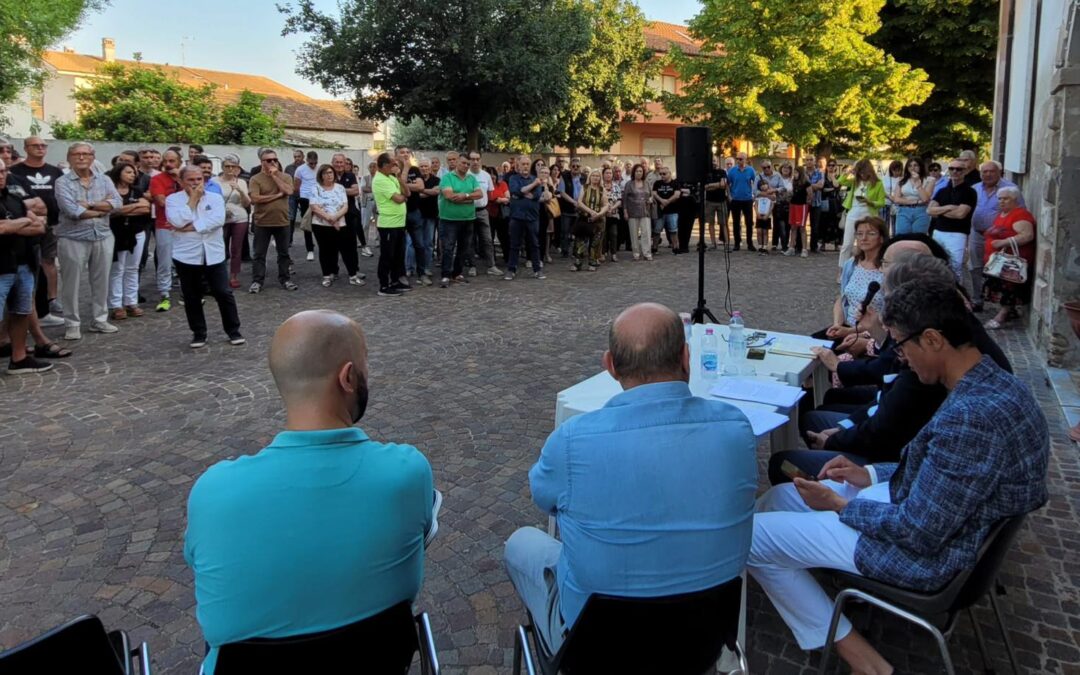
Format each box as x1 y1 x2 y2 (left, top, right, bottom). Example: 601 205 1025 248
549 322 828 672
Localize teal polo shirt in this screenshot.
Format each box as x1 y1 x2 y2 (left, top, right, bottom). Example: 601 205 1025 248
184 427 433 674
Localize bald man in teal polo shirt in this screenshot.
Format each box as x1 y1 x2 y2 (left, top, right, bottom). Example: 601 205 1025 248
184 310 435 674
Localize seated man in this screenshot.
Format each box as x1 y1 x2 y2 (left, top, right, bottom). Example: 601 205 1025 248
505 302 758 654
184 310 435 674
749 278 1048 674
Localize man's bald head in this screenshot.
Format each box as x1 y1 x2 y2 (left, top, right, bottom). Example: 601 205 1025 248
882 239 930 267
269 310 367 405
607 303 687 385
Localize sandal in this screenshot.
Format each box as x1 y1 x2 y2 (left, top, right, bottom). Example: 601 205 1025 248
34 342 73 358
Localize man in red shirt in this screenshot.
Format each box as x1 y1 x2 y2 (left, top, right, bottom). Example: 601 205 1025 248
149 149 183 312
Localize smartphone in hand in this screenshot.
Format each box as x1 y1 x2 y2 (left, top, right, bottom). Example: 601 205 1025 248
781 460 818 482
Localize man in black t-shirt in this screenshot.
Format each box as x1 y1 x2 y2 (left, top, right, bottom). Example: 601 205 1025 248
651 169 680 254
9 136 66 324
396 146 427 283
330 152 365 285
415 159 440 286
928 158 978 281
703 155 729 249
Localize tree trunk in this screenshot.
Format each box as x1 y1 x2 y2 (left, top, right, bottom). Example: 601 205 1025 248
467 124 480 152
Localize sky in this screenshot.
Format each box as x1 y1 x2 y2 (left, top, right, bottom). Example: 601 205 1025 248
61 0 702 99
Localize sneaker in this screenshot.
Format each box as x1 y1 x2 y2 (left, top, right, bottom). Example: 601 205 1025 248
322 275 333 287
378 286 402 297
732 244 741 252
125 305 144 317
570 265 580 272
360 246 374 257
503 271 515 281
454 275 469 284
306 251 315 261
392 282 414 292
644 255 653 261
349 274 366 286
533 271 546 280
282 281 299 291
110 308 127 321
64 325 81 341
758 249 766 256
440 277 450 288
544 254 552 263
487 266 503 276
747 244 756 252
190 337 207 349
89 321 119 334
39 313 65 327
467 266 477 277
8 355 54 374
587 265 598 272
801 250 808 258
156 297 171 312
398 276 411 287
249 282 262 294
421 274 433 286
611 253 618 262
228 335 246 346
49 299 63 316
783 249 796 257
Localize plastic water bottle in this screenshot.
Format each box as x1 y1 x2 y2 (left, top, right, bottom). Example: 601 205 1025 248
728 312 746 372
701 328 719 380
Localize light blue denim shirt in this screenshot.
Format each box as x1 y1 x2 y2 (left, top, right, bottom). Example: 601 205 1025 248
55 168 121 241
529 380 758 628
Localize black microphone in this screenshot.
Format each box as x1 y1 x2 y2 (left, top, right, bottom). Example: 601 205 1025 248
859 281 881 318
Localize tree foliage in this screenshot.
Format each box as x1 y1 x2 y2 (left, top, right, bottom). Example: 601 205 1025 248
390 116 500 152
871 0 997 156
50 64 283 145
281 0 590 151
0 0 106 126
522 0 656 152
666 0 932 155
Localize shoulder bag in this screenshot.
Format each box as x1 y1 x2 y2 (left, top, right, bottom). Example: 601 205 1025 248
984 238 1028 284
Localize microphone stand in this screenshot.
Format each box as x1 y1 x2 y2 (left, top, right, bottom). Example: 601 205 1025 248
691 180 719 325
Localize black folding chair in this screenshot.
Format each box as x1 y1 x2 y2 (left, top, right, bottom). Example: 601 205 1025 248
818 514 1028 675
0 614 151 675
514 576 747 675
215 601 439 674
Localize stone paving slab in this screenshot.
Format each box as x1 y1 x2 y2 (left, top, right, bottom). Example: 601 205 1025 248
0 241 1077 673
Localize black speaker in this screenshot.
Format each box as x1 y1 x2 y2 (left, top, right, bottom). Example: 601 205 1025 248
675 126 712 184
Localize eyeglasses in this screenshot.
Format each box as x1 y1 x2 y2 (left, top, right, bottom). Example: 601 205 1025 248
893 328 929 357
948 167 965 172
27 143 48 148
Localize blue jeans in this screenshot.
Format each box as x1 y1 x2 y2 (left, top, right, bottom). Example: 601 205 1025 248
508 217 541 273
894 206 930 235
653 213 678 235
407 214 435 277
0 264 35 315
504 527 569 655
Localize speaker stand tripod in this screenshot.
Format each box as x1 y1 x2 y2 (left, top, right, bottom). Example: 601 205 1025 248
690 181 719 325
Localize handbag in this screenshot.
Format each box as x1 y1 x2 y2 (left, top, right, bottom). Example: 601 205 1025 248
299 205 314 232
984 238 1029 284
546 197 561 219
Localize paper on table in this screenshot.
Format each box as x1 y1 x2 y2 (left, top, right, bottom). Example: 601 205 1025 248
721 400 790 437
769 337 834 358
709 377 806 408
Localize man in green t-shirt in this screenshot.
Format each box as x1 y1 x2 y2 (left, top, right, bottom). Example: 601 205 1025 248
372 152 411 297
437 153 483 288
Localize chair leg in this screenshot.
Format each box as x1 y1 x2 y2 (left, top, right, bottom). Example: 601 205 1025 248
514 625 537 675
415 613 440 675
735 639 749 674
135 641 151 675
968 606 993 673
817 589 854 674
989 588 1020 674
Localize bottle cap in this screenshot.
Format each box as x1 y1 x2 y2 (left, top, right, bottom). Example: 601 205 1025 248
732 311 742 317
705 328 714 335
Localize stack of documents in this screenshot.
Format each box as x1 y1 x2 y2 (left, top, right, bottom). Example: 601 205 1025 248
708 378 806 408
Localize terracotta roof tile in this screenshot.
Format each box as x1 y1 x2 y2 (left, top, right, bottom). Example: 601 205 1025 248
644 21 704 56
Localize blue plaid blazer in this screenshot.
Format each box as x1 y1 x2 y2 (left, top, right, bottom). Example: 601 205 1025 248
840 356 1049 591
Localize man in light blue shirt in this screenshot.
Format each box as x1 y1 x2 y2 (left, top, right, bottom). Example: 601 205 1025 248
969 161 1022 310
504 303 758 654
726 152 757 251
185 310 435 675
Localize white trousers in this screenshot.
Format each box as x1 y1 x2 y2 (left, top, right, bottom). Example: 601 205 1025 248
748 480 891 650
109 232 145 309
58 235 114 327
932 230 968 282
627 217 651 258
968 231 986 300
155 228 174 296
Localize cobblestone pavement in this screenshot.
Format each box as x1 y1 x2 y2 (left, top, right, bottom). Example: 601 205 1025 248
1 240 1077 674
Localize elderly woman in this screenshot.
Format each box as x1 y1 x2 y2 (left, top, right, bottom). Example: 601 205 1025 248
215 154 250 288
309 163 363 288
982 186 1035 329
814 216 888 345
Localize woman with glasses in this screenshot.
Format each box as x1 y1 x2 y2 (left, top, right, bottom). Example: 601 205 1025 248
215 154 250 289
815 216 888 344
837 159 886 268
309 164 363 288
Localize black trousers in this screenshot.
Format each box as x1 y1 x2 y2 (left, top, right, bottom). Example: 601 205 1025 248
771 204 790 250
173 258 241 340
312 224 359 277
677 211 695 252
292 198 316 252
377 227 406 289
729 200 753 246
252 226 292 285
347 210 366 247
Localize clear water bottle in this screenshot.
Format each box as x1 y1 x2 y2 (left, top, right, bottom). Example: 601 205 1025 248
701 328 719 379
728 312 746 372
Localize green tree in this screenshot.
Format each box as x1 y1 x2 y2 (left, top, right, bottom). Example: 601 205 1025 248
215 90 284 146
390 116 496 152
0 0 105 126
522 0 655 152
280 0 591 151
666 0 931 155
871 0 997 156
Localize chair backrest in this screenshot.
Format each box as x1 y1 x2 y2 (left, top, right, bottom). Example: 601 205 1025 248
0 614 127 675
555 577 742 675
953 513 1028 610
214 601 418 674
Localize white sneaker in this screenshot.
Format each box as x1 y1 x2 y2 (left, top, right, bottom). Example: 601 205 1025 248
322 275 333 287
64 325 82 341
49 299 64 316
360 246 374 257
89 320 119 334
349 274 366 286
801 250 808 258
487 266 503 276
467 266 477 277
306 251 315 261
39 313 65 327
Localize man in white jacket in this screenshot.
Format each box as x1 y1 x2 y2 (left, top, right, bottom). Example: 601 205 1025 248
166 166 244 349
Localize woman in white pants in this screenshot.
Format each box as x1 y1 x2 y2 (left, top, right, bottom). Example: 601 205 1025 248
106 163 151 320
836 160 886 271
621 163 654 260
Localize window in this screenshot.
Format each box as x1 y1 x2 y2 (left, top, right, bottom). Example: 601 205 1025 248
642 137 673 156
646 75 678 98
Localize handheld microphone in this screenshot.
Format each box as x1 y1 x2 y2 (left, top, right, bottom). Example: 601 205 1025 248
859 281 881 318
